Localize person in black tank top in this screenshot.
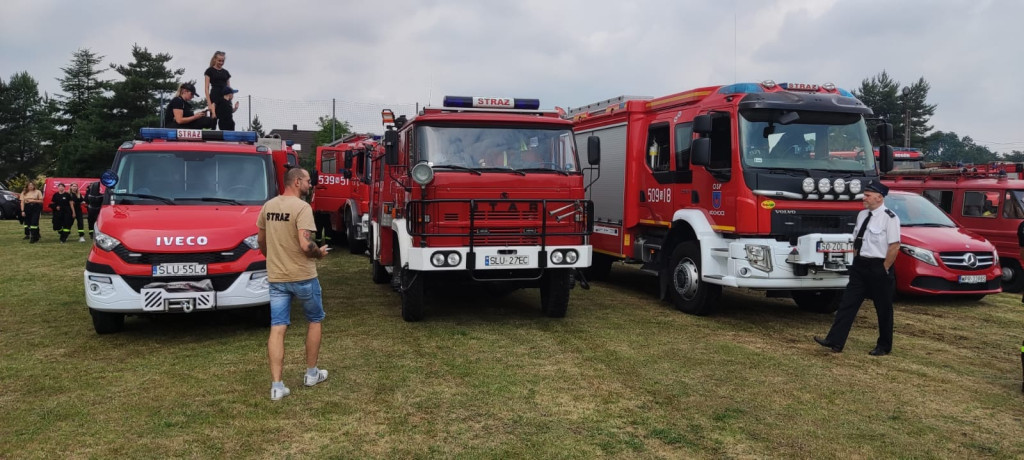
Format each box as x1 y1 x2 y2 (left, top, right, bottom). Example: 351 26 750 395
204 51 232 127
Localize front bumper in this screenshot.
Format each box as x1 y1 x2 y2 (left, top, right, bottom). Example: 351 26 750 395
705 233 852 290
406 245 592 272
84 269 269 313
895 258 1002 296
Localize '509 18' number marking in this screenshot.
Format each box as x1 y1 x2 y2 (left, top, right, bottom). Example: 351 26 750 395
647 188 671 203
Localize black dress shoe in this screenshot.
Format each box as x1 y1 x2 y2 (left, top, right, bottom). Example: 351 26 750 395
813 336 842 352
868 348 890 356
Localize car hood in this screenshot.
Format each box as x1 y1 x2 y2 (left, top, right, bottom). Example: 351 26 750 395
98 205 261 252
899 225 996 252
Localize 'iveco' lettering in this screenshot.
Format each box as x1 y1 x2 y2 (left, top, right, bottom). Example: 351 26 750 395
265 212 291 221
155 236 209 246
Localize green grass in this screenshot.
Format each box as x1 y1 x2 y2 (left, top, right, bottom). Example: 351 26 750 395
2 219 1024 458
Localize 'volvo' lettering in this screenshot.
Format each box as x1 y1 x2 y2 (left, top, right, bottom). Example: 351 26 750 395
156 236 209 246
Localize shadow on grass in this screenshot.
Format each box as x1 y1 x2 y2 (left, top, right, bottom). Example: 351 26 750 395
113 307 269 340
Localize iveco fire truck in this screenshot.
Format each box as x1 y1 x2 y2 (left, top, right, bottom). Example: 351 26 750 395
883 163 1024 292
370 96 599 321
571 81 894 315
84 128 292 334
313 134 378 254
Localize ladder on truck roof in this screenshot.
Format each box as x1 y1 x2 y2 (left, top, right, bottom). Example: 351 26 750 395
566 95 652 118
883 163 1024 181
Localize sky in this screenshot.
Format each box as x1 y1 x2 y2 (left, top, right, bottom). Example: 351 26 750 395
2 0 1022 151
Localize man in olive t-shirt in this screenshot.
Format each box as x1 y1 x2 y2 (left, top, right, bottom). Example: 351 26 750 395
257 167 330 401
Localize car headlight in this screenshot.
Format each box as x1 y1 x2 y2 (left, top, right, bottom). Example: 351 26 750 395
817 178 831 194
849 179 862 194
832 178 846 193
446 252 461 266
243 234 260 249
802 177 815 194
551 251 564 264
431 252 446 267
745 244 773 272
900 244 937 266
411 162 434 186
565 250 578 264
94 229 122 251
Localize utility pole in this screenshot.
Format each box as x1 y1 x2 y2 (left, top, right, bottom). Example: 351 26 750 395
902 87 912 147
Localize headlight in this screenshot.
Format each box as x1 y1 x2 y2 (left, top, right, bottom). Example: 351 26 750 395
94 229 122 251
565 250 578 264
551 251 564 264
802 177 815 194
832 178 846 194
431 252 446 267
849 179 862 194
411 162 434 186
446 252 461 266
817 178 831 194
243 234 260 249
900 244 938 266
744 244 773 272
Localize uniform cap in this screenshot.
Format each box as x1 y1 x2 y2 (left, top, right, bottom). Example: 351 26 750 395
181 82 198 94
864 180 889 197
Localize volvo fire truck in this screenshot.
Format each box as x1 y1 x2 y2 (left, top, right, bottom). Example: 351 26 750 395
313 134 378 254
84 128 293 334
883 162 1024 292
370 96 599 321
571 81 895 315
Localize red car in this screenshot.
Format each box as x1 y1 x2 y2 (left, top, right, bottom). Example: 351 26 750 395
886 191 1001 299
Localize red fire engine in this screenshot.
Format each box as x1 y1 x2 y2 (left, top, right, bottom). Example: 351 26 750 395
370 96 599 321
84 128 294 334
882 162 1024 291
571 81 895 315
312 134 378 254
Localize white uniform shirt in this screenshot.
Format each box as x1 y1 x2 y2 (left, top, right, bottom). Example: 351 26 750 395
853 203 901 259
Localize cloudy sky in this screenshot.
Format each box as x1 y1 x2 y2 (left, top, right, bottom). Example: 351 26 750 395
2 0 1021 151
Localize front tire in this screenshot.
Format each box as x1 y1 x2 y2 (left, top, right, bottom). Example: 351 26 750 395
540 269 571 318
1001 259 1024 293
667 242 721 315
792 290 841 313
90 309 125 334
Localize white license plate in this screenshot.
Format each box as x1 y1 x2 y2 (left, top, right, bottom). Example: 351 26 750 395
817 241 854 253
152 263 208 277
483 255 529 267
958 275 986 284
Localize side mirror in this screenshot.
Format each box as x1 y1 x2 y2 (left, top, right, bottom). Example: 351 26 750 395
343 152 354 170
691 138 711 166
312 169 320 186
384 129 399 165
876 123 894 143
342 169 353 179
877 145 894 173
587 135 601 166
693 115 712 135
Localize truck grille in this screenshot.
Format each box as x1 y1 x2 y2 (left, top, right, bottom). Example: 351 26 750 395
408 198 592 247
113 243 253 265
121 273 241 293
770 211 858 240
938 251 996 271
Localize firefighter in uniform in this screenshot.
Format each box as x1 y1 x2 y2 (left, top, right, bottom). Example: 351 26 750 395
21 182 44 243
85 181 103 239
815 181 900 356
51 183 75 243
69 183 86 242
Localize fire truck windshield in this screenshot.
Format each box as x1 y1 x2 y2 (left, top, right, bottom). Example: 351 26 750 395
415 125 579 173
739 114 875 173
109 151 272 205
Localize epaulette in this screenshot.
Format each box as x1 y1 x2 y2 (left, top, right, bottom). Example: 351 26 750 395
885 209 896 218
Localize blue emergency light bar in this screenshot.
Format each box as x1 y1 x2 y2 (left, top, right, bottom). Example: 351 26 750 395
443 96 541 110
139 128 258 143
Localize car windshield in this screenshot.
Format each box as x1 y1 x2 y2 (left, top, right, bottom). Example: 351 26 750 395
886 193 957 227
739 112 875 172
110 151 272 205
415 125 579 173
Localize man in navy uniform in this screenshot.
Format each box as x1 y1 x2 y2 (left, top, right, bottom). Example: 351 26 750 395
815 180 901 356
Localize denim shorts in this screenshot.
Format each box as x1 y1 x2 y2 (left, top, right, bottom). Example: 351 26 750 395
269 278 324 326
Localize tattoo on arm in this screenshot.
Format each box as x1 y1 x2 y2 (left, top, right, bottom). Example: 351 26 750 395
300 229 320 258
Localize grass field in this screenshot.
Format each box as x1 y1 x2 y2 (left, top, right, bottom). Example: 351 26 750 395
2 218 1024 458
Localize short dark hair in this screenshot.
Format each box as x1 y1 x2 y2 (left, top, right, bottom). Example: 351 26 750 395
284 167 307 185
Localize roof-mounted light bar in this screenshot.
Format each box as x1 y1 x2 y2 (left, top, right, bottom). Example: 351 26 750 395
139 128 258 143
443 96 540 110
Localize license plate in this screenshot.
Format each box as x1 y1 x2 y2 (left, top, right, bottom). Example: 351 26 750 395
958 275 986 284
152 263 208 277
816 241 854 253
484 255 529 267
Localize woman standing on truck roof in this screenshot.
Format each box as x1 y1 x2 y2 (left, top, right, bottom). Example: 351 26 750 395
204 51 232 128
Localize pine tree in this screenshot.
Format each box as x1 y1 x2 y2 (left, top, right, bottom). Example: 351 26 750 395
56 48 106 136
853 71 936 148
250 115 266 137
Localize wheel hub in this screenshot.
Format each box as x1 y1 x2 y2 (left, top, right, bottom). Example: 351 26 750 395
673 258 700 300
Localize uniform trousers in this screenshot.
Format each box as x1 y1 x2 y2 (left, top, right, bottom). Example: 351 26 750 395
824 256 894 352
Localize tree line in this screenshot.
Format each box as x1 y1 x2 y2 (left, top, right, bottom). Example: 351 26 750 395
0 48 1017 187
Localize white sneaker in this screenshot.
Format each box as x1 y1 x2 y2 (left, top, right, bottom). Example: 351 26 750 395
78 236 86 242
304 369 328 387
270 385 291 401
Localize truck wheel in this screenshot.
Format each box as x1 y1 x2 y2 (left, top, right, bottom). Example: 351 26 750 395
540 269 571 318
792 290 841 313
1001 259 1024 293
90 309 125 334
346 213 367 255
372 259 390 284
667 242 721 315
585 254 614 282
400 268 425 322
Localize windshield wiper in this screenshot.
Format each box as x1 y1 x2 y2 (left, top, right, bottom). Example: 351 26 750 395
516 167 568 176
433 165 482 175
754 167 808 176
111 192 175 205
175 197 244 205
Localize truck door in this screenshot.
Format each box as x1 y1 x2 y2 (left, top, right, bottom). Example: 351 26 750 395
692 111 736 231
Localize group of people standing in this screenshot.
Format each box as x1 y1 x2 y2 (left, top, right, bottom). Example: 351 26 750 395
164 51 240 131
19 181 102 244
